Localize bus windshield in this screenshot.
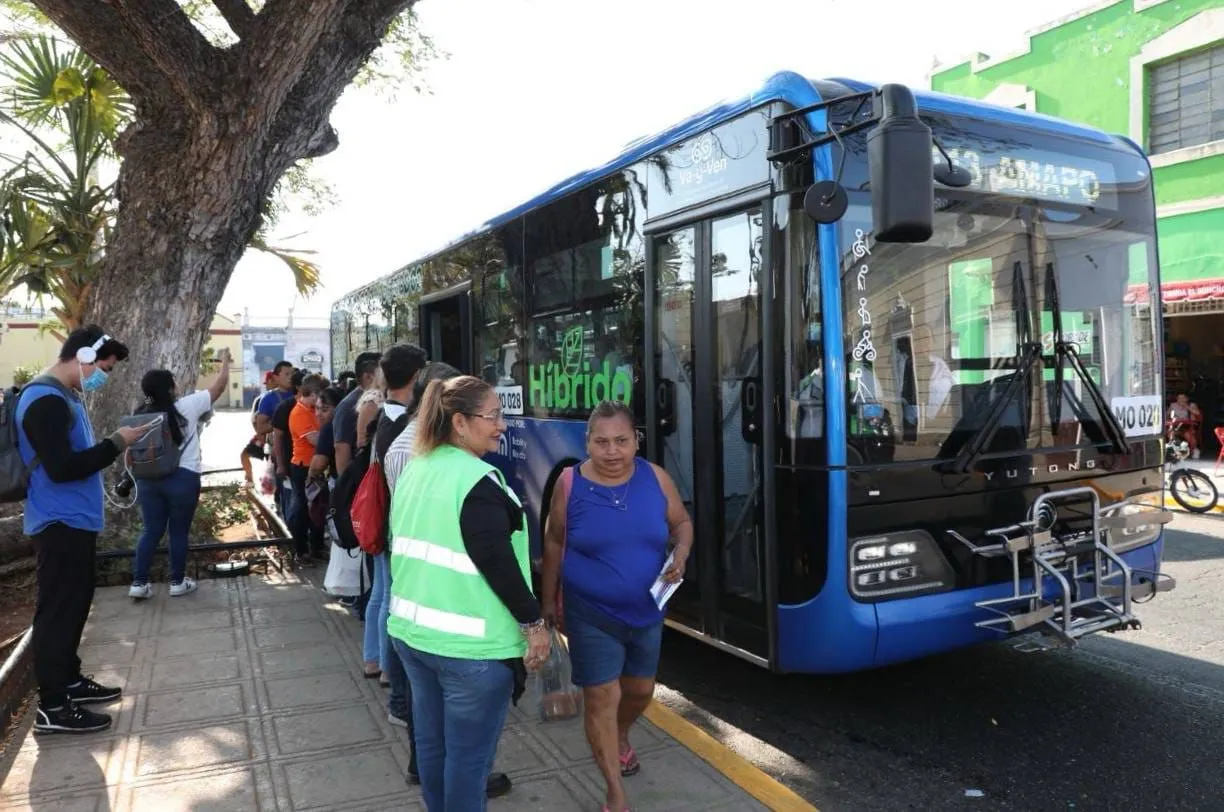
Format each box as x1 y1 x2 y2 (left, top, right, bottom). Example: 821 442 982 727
837 186 1161 466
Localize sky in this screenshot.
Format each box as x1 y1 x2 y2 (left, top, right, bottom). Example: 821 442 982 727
220 0 1097 326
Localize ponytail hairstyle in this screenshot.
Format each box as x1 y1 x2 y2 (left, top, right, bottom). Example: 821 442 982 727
140 369 185 446
413 375 494 457
407 361 463 420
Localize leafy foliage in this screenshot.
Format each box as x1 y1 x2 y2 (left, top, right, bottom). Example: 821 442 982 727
0 34 122 329
0 31 329 323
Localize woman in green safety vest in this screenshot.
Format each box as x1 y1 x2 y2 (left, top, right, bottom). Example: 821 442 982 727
387 374 551 812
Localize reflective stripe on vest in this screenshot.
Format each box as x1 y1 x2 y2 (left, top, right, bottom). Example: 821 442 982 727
386 444 531 661
388 595 486 639
391 536 478 576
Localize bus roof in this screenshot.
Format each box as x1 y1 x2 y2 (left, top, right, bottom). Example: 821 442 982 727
336 70 1132 305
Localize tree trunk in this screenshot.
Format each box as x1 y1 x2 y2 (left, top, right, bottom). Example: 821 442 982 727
82 115 266 435
30 0 418 435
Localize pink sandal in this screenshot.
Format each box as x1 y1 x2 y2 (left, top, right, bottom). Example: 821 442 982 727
619 745 640 777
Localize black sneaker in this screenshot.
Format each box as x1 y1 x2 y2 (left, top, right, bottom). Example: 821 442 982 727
486 773 512 798
34 704 112 734
403 766 508 798
66 675 122 705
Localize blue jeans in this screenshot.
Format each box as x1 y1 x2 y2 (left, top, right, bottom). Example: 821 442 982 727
394 640 512 812
132 467 202 585
366 552 409 718
563 591 664 686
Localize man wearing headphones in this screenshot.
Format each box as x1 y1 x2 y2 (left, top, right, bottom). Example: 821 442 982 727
15 325 153 735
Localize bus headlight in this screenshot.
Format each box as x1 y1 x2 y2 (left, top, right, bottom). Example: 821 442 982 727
849 530 955 601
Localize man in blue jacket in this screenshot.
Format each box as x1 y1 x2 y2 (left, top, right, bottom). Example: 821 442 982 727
16 325 153 734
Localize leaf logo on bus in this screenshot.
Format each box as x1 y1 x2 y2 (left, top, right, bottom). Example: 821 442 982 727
562 326 584 377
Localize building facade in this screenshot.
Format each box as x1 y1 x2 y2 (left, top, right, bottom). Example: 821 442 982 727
240 321 331 407
0 305 244 408
931 0 1224 449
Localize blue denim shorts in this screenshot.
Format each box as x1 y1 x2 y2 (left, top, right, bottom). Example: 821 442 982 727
563 592 664 687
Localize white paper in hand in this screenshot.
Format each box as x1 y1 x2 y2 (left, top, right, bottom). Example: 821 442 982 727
650 551 682 611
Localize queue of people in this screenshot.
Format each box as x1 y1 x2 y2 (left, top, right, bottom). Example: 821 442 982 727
13 330 692 812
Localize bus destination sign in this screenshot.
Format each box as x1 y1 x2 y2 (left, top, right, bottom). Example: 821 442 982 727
934 143 1118 209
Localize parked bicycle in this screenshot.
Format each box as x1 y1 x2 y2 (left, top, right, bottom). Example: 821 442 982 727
1165 431 1218 513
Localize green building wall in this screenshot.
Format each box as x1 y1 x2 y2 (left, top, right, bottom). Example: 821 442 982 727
931 0 1224 289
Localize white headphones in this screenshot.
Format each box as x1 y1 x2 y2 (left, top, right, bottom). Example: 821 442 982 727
76 333 110 365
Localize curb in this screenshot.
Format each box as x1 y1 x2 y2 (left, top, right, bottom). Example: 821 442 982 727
557 631 817 810
1163 495 1224 515
643 700 818 812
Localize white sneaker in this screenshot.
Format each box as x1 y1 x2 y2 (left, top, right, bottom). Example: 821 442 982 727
168 577 198 597
128 583 152 600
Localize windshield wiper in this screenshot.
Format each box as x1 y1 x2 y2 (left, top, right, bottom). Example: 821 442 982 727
945 261 1037 474
948 341 1043 474
1044 261 1129 455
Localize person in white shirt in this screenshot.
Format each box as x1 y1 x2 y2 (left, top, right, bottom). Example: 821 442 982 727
128 349 232 599
382 362 463 490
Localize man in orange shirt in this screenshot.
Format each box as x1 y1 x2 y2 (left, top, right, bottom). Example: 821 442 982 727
287 374 326 563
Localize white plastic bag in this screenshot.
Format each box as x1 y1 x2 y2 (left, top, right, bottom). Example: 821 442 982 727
323 544 363 596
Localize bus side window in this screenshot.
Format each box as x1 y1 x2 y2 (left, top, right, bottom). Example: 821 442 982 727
476 263 526 387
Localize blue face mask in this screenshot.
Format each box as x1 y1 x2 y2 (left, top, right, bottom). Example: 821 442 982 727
81 366 108 392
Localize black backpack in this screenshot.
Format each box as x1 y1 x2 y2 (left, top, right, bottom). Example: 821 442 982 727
328 439 372 551
0 376 76 503
327 406 410 551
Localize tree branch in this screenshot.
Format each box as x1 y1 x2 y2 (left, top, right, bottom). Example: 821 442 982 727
265 0 416 164
31 0 220 110
211 0 257 41
242 0 350 131
26 0 173 107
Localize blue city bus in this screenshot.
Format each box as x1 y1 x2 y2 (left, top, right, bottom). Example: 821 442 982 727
331 71 1173 673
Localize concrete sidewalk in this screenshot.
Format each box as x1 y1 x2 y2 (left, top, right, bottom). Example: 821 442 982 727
0 570 811 811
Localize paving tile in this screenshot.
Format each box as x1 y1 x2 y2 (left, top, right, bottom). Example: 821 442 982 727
137 682 252 731
150 653 243 690
263 671 364 712
161 586 236 611
279 746 408 810
270 704 388 756
252 620 333 650
488 772 603 811
574 745 743 811
2 736 119 798
243 583 316 606
154 628 240 660
0 791 108 812
494 723 555 777
255 643 348 678
245 602 329 627
127 764 266 812
77 639 139 666
82 614 148 643
129 721 257 778
158 608 239 634
5 577 777 812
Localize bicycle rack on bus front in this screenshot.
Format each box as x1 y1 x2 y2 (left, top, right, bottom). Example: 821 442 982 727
947 487 1176 650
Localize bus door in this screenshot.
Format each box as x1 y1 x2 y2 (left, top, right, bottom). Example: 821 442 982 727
645 208 773 665
418 284 474 373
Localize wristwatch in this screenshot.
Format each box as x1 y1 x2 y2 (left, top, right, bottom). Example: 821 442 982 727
519 618 546 635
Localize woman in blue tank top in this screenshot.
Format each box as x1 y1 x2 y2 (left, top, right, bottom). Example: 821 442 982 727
541 401 693 812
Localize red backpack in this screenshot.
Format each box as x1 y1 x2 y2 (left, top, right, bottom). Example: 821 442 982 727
349 458 389 555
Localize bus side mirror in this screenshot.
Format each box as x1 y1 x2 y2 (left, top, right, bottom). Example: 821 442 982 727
867 84 934 243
